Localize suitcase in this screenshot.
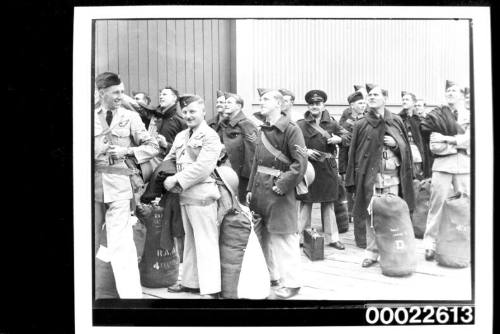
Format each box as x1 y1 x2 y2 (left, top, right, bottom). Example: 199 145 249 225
303 228 324 261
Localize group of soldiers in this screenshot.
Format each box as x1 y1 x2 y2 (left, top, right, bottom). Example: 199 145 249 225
94 71 470 299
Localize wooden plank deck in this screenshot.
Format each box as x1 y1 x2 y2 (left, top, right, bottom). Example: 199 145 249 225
141 203 471 300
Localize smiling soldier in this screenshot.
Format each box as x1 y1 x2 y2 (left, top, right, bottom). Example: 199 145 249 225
162 94 223 299
94 72 159 298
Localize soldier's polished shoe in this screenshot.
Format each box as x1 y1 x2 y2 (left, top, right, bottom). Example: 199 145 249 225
270 279 281 287
274 287 300 299
167 283 200 293
425 249 436 261
361 258 377 268
329 241 345 250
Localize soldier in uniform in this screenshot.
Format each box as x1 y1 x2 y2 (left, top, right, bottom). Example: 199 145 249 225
420 80 470 261
246 88 308 299
339 90 366 246
162 94 223 299
297 89 348 250
208 90 228 134
399 91 429 179
279 88 295 121
94 72 159 298
148 86 187 160
345 84 415 268
415 98 427 120
216 92 258 201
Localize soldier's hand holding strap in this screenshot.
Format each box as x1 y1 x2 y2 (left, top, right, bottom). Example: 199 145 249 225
163 175 178 191
272 185 284 196
157 134 170 149
327 134 342 145
246 192 252 205
383 135 397 148
307 149 322 161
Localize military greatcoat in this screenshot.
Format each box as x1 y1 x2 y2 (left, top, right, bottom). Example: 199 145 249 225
345 108 415 221
296 110 349 203
248 115 307 234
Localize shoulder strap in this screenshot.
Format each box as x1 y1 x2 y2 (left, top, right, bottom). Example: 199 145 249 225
260 132 291 164
308 121 331 139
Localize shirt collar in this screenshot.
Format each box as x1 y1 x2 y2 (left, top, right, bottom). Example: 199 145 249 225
261 113 288 132
228 110 246 127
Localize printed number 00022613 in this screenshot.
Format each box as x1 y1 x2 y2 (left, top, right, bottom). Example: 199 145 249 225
365 305 474 325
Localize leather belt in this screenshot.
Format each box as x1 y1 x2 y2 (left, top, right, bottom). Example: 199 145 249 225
95 165 136 176
257 165 281 177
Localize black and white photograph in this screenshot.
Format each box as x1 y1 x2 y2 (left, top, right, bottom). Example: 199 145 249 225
73 5 493 333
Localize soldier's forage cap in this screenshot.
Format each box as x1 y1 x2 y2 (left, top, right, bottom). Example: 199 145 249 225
95 72 121 90
366 83 388 97
216 90 225 98
353 84 364 91
347 91 364 104
257 88 272 97
179 94 203 108
278 88 295 100
224 92 244 107
445 80 466 93
305 90 328 104
401 91 417 100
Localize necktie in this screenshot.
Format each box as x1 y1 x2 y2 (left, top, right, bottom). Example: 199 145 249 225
189 129 193 138
106 110 113 126
453 109 458 121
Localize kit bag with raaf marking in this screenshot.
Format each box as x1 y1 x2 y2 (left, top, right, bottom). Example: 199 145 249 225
370 193 417 277
137 199 179 288
436 192 470 268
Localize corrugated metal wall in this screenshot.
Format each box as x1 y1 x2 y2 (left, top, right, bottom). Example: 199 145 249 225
94 19 236 119
249 19 470 106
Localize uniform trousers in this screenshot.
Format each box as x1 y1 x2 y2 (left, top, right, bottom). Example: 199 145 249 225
299 202 340 244
180 202 221 295
95 199 142 298
364 184 400 261
423 171 470 251
254 221 302 288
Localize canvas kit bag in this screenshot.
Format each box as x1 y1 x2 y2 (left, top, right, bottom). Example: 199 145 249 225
137 198 179 288
368 192 417 277
436 192 470 268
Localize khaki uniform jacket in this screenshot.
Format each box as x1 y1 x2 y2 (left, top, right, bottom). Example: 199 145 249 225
94 106 159 203
164 121 223 206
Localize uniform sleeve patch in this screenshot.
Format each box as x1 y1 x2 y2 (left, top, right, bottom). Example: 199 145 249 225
245 131 257 142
